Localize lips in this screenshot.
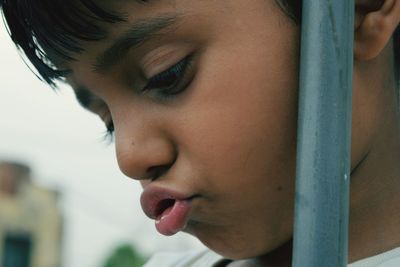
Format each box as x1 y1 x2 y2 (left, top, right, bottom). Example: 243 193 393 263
140 186 193 236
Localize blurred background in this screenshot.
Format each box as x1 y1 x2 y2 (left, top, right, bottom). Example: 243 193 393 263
0 18 203 267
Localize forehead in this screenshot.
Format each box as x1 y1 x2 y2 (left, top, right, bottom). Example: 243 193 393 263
65 1 192 109
62 1 185 65
65 2 186 90
66 0 295 107
56 0 281 73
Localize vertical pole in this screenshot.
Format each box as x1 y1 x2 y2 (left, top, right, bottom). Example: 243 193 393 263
292 1 354 267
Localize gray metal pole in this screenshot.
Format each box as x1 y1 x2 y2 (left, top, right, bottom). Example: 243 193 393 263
292 1 354 267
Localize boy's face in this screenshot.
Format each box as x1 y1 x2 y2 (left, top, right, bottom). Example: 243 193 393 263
67 0 300 259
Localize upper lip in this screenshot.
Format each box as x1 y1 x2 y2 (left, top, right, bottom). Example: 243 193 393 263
140 185 194 219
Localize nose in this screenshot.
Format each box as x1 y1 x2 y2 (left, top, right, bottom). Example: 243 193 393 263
114 121 176 181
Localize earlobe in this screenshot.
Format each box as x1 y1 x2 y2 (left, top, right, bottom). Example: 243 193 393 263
354 0 400 61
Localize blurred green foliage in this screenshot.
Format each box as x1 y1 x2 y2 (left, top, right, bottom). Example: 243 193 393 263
102 244 147 267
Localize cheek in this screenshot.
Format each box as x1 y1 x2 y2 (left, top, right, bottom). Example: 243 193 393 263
166 2 301 256
174 43 299 205
182 28 299 175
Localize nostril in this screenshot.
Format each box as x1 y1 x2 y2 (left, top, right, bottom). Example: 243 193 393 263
147 164 171 181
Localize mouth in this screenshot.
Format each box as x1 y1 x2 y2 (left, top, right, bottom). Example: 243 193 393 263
140 186 195 236
155 198 177 219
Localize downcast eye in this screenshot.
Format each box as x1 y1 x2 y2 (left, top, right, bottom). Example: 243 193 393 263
142 55 194 97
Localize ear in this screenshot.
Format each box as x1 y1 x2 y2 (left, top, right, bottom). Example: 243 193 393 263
354 0 400 61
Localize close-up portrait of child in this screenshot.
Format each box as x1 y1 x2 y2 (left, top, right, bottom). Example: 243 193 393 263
1 0 400 266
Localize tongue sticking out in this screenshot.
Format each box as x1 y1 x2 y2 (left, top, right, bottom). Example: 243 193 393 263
155 199 191 236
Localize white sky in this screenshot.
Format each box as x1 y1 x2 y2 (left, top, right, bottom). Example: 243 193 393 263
0 18 202 267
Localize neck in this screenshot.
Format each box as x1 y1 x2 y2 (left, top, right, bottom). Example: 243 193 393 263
348 110 400 263
229 240 293 267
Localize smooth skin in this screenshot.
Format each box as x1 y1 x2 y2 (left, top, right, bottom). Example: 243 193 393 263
66 0 400 266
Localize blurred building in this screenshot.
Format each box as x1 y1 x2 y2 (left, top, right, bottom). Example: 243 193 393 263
0 161 63 267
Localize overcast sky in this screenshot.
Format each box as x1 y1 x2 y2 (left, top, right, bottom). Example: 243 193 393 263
0 19 202 267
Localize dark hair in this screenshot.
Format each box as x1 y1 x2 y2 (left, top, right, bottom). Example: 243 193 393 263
1 0 124 87
276 0 302 24
395 27 400 89
0 0 398 87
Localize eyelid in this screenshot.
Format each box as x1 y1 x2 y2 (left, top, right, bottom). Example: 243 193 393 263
89 101 113 131
100 111 112 126
141 54 195 102
140 44 194 78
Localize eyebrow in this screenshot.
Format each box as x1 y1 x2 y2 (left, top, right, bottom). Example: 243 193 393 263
94 14 182 72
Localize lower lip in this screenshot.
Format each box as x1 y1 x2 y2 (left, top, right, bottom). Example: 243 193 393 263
155 199 191 236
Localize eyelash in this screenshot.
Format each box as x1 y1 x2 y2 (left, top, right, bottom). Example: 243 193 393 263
103 122 115 142
142 54 194 98
102 54 194 140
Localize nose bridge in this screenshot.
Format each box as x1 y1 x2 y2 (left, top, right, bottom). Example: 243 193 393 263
114 110 176 180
